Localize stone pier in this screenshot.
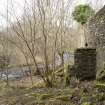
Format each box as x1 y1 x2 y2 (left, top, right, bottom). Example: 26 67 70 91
72 48 96 80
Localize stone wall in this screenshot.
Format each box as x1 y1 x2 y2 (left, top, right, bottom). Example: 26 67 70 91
88 6 105 72
73 48 96 80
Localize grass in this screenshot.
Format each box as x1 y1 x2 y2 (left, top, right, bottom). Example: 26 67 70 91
95 82 105 89
0 79 105 105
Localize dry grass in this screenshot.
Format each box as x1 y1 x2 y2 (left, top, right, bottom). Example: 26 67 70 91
0 79 105 105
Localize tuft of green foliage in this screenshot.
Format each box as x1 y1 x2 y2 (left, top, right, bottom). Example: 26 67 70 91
72 5 94 25
95 83 105 90
39 94 53 100
97 63 105 82
54 95 71 101
81 102 90 105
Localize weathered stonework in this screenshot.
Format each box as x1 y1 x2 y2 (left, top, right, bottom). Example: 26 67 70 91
88 5 105 47
72 48 96 80
88 5 105 72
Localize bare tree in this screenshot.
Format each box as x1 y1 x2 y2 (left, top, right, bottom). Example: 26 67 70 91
1 0 75 87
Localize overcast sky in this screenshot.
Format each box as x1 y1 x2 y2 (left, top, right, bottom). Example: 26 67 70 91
0 0 105 29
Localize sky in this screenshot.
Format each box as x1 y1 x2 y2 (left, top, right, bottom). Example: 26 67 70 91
0 0 24 28
0 0 105 29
